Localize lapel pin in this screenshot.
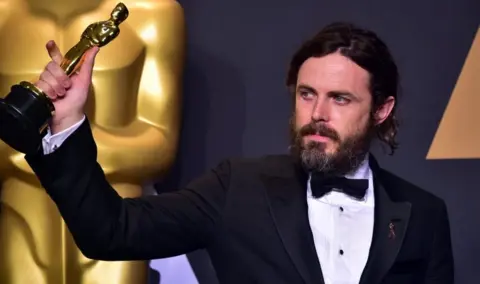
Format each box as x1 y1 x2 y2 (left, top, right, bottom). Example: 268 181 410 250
388 222 396 240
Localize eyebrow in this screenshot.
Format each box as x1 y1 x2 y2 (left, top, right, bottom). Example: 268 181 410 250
296 83 360 101
297 84 317 94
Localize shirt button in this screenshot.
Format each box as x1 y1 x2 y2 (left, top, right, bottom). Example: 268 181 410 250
339 249 344 255
339 207 344 212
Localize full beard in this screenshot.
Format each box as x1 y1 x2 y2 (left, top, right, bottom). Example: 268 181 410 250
289 116 374 176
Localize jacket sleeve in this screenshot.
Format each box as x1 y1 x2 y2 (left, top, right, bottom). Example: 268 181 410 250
424 200 455 283
25 119 229 261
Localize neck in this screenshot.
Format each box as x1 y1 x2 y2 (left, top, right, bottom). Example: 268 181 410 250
345 152 370 179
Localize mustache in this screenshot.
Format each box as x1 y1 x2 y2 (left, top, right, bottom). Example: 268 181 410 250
298 122 340 142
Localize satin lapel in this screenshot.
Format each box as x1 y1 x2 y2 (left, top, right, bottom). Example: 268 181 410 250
360 157 412 284
261 160 324 284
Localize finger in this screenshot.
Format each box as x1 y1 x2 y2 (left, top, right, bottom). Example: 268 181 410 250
46 40 63 65
34 80 57 100
45 61 71 89
39 69 66 98
77 46 99 82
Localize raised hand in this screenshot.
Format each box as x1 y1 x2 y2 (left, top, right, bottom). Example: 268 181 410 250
34 40 99 134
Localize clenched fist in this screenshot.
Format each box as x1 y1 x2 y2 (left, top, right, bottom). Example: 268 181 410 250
35 40 99 134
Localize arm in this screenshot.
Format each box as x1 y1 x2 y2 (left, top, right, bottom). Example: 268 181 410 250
425 201 455 283
26 118 229 260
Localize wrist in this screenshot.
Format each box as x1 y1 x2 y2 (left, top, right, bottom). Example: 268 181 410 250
50 114 84 135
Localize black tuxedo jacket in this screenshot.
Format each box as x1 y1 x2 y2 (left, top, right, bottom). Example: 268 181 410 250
26 120 454 284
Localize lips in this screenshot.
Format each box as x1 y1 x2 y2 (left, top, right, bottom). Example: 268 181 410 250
305 134 331 142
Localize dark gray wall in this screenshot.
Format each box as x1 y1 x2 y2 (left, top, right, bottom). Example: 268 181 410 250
156 1 480 283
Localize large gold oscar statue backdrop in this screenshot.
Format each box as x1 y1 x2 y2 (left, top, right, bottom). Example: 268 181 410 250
0 0 185 283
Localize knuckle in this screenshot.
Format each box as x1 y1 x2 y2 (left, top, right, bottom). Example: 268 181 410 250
46 61 56 70
47 61 62 74
42 72 55 85
34 81 46 92
63 78 72 88
56 85 66 95
61 73 70 82
41 86 55 98
39 71 48 82
51 81 63 93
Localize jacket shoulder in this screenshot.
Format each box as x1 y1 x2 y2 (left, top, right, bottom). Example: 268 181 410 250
210 154 295 181
220 154 293 172
379 168 446 209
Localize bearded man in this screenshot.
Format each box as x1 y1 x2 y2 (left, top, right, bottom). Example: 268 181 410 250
19 22 454 284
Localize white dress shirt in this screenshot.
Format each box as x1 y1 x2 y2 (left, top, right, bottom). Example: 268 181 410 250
42 115 86 154
307 156 374 284
43 116 375 284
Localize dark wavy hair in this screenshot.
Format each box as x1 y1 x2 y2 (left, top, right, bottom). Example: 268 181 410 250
286 22 400 155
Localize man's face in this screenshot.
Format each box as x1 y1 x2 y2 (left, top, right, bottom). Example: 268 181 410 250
290 52 394 175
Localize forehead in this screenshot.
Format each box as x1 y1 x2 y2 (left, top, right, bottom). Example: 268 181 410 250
297 52 371 96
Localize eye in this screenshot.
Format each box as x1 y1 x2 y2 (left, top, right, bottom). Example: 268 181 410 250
299 91 315 101
333 95 351 105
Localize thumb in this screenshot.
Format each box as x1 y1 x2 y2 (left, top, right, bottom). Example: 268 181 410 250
77 46 100 82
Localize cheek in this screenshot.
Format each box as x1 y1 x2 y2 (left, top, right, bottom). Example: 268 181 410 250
337 115 370 141
295 104 312 128
352 111 372 132
331 107 370 135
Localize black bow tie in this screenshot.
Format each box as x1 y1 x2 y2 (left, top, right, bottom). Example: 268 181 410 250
310 173 369 200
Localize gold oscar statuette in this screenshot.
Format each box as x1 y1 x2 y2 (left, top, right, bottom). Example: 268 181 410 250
0 2 129 154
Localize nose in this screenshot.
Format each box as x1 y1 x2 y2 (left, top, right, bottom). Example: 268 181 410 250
311 97 330 122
